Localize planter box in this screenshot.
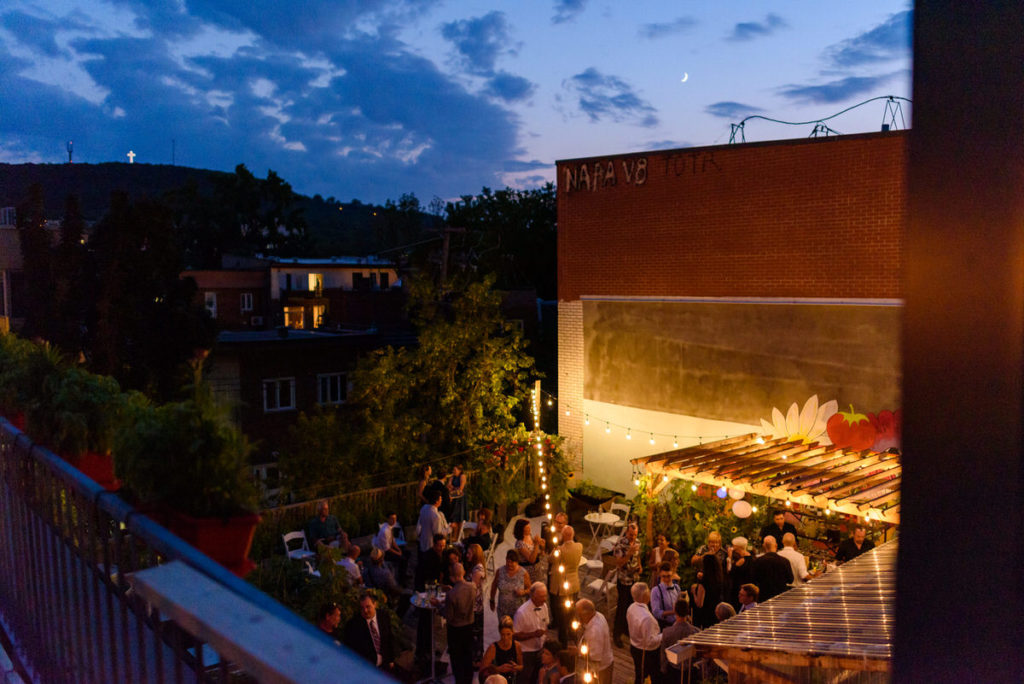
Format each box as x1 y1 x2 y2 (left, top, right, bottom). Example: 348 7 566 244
1 411 26 431
166 510 261 577
566 487 624 524
66 450 120 491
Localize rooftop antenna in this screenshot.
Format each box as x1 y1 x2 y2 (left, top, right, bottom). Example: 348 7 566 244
880 96 906 131
729 122 746 144
67 141 73 164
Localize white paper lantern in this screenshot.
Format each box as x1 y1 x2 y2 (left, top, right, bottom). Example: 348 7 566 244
732 500 752 518
728 488 745 500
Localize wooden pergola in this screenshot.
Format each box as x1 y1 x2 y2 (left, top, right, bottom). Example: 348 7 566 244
681 540 896 683
631 433 901 525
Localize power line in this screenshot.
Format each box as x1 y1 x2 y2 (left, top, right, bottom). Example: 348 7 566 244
729 95 913 144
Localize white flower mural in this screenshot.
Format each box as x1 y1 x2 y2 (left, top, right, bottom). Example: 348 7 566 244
759 395 838 444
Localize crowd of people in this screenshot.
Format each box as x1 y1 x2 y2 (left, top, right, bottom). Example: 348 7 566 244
304 485 878 684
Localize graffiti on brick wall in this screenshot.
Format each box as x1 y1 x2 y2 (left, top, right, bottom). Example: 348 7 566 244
564 158 647 193
664 150 721 176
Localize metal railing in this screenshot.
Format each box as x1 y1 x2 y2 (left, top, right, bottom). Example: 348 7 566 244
0 420 386 683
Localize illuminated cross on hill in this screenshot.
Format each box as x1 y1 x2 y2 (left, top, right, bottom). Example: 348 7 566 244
127 150 136 164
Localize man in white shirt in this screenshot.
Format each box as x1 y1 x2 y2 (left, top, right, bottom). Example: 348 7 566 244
778 533 810 585
513 582 550 684
417 489 449 553
337 544 362 586
373 511 408 581
626 582 661 684
573 598 614 684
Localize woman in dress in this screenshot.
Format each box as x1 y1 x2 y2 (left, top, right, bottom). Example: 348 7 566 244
690 553 725 629
489 550 530 621
466 543 487 665
513 519 548 585
647 534 673 585
447 464 467 537
416 465 433 506
479 616 523 683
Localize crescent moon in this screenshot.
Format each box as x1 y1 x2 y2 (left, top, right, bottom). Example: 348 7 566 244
681 72 688 82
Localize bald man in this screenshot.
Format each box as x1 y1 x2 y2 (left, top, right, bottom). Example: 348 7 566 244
751 536 793 602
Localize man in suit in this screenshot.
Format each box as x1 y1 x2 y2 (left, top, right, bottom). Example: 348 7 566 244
343 593 395 672
751 536 794 602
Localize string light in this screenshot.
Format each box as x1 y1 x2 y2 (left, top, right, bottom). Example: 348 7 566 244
673 436 678 448
584 415 589 425
605 423 611 434
625 428 631 441
649 433 655 445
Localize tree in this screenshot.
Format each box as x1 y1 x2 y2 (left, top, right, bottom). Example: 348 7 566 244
51 195 88 352
16 183 53 339
346 274 536 478
443 184 557 299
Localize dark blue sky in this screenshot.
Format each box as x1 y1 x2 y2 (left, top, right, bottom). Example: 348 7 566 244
0 1 911 203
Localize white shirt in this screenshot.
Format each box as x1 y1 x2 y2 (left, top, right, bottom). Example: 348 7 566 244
338 557 361 584
778 546 809 584
513 599 550 653
581 612 614 670
373 522 394 552
627 602 662 651
417 504 448 552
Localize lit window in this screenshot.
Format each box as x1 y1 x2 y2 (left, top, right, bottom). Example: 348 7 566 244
317 373 348 405
204 292 217 318
312 304 325 328
308 273 323 293
262 378 296 412
240 292 253 312
283 306 304 329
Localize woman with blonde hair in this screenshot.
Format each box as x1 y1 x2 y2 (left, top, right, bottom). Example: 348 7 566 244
480 615 523 683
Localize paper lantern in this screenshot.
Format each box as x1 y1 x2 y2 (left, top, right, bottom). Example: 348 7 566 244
732 500 752 518
716 486 728 499
728 488 745 500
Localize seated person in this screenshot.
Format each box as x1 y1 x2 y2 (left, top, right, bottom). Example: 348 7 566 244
365 548 411 616
464 519 494 551
373 511 409 581
306 500 349 550
337 544 362 586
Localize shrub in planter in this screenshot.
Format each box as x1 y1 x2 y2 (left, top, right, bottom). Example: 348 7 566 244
114 390 261 575
0 335 63 430
26 366 125 489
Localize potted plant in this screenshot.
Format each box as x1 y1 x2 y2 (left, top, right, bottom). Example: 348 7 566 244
26 365 125 490
0 335 62 430
114 389 261 576
567 479 624 523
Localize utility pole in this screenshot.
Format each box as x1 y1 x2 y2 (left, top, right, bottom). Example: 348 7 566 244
439 226 465 289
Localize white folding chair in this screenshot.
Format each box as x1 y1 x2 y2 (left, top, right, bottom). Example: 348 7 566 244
608 502 631 530
282 530 316 561
484 531 499 573
583 569 616 609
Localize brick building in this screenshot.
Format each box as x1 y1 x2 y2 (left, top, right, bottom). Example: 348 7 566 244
556 131 906 493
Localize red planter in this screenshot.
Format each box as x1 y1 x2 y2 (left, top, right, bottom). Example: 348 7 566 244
65 450 120 491
165 510 261 577
1 410 26 431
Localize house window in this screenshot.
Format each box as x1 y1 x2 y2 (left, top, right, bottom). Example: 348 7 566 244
312 304 325 328
283 306 304 329
262 378 296 412
204 292 217 318
379 272 390 289
308 273 323 293
352 272 366 290
240 292 253 312
317 373 348 405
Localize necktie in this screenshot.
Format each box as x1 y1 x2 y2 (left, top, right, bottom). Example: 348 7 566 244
369 619 380 654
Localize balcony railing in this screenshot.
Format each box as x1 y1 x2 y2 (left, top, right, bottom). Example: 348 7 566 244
0 420 387 683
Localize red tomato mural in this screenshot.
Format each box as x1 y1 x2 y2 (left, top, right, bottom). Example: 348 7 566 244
825 404 902 451
826 405 877 450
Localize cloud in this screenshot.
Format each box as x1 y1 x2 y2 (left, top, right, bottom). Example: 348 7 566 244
2 10 66 57
502 159 549 172
638 17 697 40
639 139 689 151
705 101 763 119
562 68 658 127
777 72 904 104
728 13 786 41
552 0 587 25
441 11 511 75
485 71 534 102
826 10 912 67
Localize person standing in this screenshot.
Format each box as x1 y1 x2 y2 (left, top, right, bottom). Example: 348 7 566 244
728 537 753 609
659 597 698 683
759 510 797 547
447 464 467 536
439 562 477 684
513 582 550 684
690 553 724 629
573 598 614 684
491 550 531 621
778 533 810 585
612 522 642 646
626 583 662 684
650 562 682 629
343 594 395 672
751 536 794 602
418 489 450 553
835 526 875 563
549 525 583 643
414 534 445 667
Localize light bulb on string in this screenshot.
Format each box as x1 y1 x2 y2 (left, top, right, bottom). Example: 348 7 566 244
571 620 580 631
625 429 631 441
583 672 593 683
580 643 588 655
565 409 571 416
564 598 571 608
673 436 678 448
547 399 553 407
584 415 590 425
605 423 611 434
691 483 697 492
649 433 655 445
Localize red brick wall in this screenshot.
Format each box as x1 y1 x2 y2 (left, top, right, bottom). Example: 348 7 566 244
557 131 907 302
